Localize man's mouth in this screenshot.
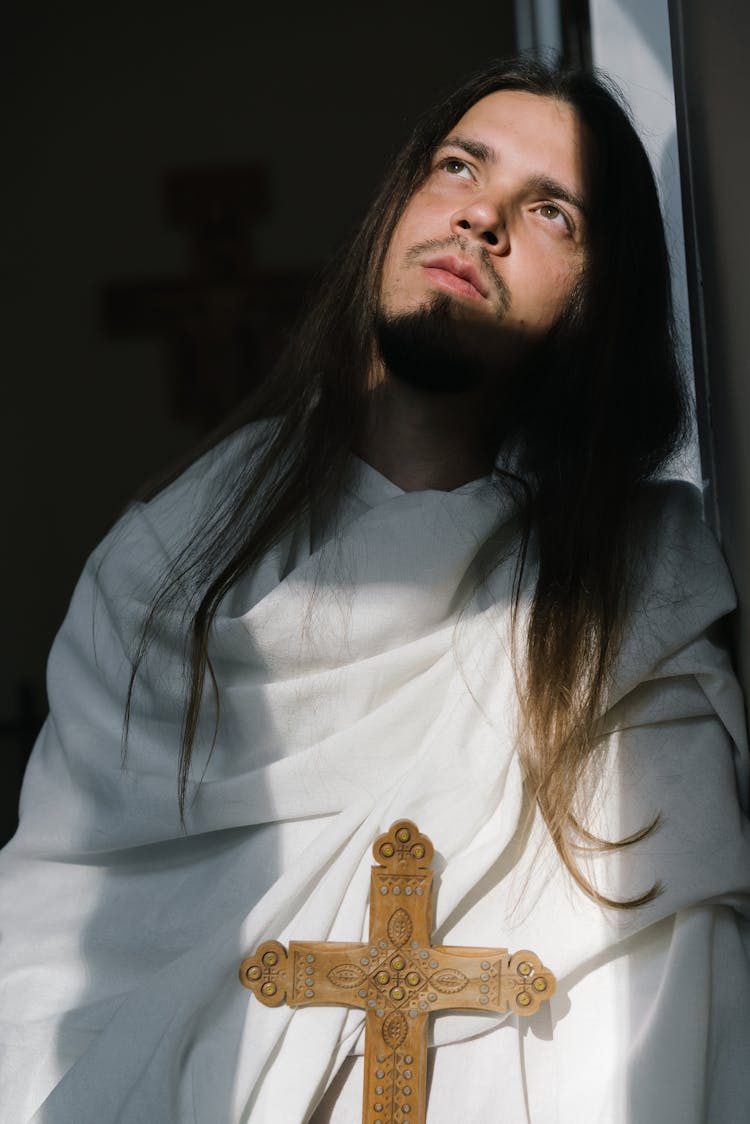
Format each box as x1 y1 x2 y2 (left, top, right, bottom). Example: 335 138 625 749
421 254 489 301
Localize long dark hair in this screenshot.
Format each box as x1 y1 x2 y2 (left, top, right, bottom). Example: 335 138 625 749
127 57 688 906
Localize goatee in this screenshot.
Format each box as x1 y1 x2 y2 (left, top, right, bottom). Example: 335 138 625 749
375 295 501 395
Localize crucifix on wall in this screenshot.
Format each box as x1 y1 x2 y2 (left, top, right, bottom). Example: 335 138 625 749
101 165 313 432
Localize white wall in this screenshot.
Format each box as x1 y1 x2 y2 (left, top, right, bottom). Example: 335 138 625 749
588 0 700 487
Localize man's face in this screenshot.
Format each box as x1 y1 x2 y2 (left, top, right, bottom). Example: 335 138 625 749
378 90 589 388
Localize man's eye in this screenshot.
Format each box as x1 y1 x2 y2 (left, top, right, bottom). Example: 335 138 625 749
537 203 570 229
439 157 472 179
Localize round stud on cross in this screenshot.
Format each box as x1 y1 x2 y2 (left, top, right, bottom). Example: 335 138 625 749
396 828 411 843
262 951 278 967
246 965 262 981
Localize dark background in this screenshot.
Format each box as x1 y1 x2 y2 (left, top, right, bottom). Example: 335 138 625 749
1 1 520 841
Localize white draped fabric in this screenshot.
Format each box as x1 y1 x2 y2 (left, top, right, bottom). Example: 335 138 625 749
1 425 749 1123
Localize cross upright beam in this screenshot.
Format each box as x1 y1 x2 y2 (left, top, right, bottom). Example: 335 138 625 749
240 820 555 1124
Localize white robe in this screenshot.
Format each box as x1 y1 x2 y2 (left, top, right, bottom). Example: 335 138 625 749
1 425 749 1123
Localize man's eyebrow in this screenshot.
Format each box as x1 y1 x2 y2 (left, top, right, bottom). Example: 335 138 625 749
437 134 496 164
437 138 588 217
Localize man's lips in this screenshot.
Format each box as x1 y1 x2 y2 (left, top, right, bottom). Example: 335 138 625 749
421 254 489 300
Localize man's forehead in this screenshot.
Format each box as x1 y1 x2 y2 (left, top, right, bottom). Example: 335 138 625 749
438 89 588 202
448 88 580 133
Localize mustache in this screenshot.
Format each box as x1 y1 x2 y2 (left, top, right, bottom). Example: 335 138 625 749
404 235 511 314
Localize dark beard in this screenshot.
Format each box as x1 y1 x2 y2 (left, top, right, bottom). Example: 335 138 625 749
375 295 512 395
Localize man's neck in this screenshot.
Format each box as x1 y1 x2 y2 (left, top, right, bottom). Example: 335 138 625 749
357 375 499 492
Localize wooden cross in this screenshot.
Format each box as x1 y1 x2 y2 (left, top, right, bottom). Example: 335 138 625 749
101 165 312 431
240 820 555 1124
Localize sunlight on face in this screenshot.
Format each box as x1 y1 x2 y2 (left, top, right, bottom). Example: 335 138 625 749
380 90 589 347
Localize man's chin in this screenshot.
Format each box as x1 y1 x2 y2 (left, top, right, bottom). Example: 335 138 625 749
374 296 527 395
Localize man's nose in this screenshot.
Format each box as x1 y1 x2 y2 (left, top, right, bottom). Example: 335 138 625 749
450 199 510 253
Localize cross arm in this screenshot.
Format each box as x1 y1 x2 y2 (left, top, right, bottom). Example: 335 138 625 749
240 940 554 1019
426 945 555 1015
240 939 372 1010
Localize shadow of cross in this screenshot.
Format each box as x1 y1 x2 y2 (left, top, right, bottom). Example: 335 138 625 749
240 820 556 1124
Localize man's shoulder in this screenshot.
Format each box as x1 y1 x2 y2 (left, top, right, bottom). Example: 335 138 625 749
139 419 274 543
636 476 703 527
633 477 723 578
89 420 273 603
626 477 736 648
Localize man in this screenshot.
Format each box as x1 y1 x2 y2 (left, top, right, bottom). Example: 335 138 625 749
1 58 748 1123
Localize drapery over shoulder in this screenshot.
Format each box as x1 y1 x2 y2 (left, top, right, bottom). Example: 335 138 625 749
1 424 748 1123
